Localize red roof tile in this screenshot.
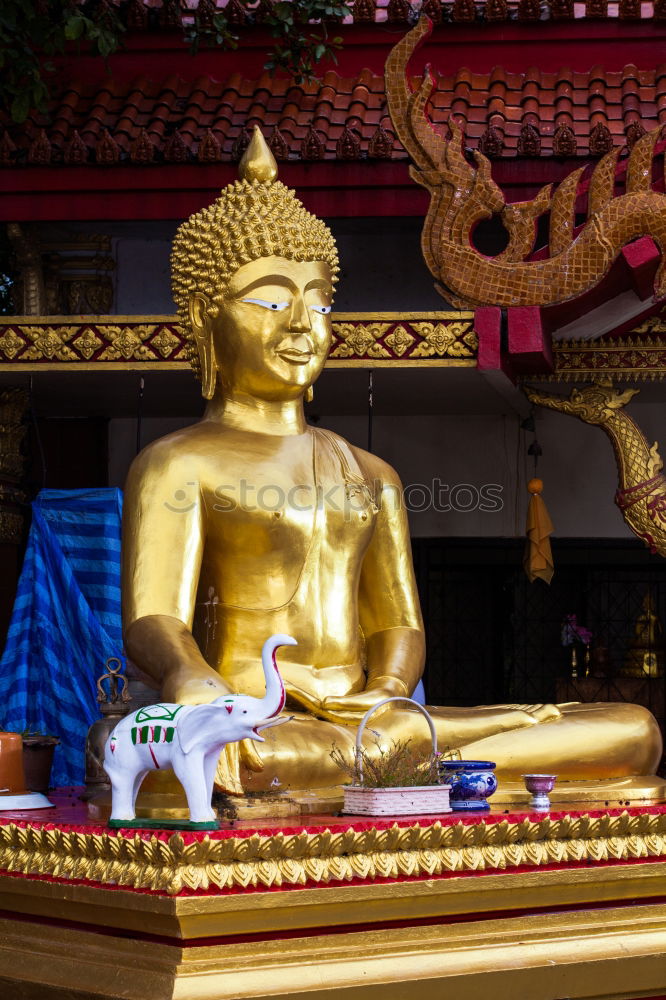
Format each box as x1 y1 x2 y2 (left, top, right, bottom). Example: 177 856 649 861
4 63 666 165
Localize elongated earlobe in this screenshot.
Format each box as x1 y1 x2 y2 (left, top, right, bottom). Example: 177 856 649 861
189 293 218 400
196 332 217 401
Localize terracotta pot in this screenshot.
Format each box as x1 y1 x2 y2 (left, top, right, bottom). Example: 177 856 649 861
22 735 59 793
0 732 27 794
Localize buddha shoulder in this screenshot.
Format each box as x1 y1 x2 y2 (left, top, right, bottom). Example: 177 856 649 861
124 423 212 496
345 441 403 490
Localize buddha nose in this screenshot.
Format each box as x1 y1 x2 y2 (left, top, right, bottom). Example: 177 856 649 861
288 293 312 333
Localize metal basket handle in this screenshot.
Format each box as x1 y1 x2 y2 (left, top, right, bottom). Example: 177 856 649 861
354 697 438 785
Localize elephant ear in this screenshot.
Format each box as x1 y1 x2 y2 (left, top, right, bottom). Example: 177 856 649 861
178 704 227 756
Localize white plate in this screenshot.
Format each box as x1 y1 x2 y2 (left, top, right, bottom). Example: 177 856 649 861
0 792 54 810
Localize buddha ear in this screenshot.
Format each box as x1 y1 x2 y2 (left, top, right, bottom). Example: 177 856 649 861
188 292 218 401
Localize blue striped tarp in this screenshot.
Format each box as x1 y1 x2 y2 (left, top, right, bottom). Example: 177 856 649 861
0 489 124 787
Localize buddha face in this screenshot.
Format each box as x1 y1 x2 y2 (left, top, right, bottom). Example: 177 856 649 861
193 256 333 402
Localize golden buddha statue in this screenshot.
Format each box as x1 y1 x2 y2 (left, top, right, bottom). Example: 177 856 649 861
122 128 663 802
623 591 665 679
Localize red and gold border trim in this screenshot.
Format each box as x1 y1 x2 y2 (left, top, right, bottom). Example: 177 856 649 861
0 313 477 370
1 809 665 895
545 335 666 382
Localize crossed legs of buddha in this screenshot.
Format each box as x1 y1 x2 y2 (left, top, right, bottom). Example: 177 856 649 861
240 701 663 793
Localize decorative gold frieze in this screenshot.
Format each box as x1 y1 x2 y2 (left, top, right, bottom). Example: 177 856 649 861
20 325 79 361
329 315 476 361
72 327 104 360
411 321 477 358
544 336 666 381
0 329 27 361
384 324 415 356
0 810 664 895
97 324 157 361
0 314 477 369
330 322 392 358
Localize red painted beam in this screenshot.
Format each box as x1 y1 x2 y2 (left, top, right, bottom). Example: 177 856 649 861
0 159 607 222
0 162 430 221
46 22 666 84
475 306 518 382
476 306 554 379
507 306 553 375
621 236 661 301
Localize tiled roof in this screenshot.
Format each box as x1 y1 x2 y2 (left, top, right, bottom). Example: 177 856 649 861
3 63 666 166
96 0 666 27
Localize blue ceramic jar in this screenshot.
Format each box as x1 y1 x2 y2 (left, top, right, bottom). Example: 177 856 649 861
438 760 497 811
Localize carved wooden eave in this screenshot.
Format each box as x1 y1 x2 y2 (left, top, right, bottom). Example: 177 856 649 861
0 314 478 371
533 336 666 383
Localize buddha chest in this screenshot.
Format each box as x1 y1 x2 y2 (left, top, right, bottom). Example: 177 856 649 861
196 429 377 611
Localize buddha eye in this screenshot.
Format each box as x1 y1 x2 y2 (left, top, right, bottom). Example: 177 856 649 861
242 297 289 311
310 304 331 315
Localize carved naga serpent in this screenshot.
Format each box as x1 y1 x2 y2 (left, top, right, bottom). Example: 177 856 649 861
385 19 666 309
525 381 666 557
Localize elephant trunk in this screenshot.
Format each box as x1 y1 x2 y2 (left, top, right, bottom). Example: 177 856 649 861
259 633 296 717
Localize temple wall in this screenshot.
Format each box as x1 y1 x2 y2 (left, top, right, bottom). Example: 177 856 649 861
108 401 666 540
112 218 444 314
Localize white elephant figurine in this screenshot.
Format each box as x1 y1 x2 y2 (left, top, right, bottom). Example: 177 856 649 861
103 633 296 825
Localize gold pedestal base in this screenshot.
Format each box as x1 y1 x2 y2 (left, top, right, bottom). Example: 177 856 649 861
89 775 666 823
2 864 666 1000
88 769 344 822
4 792 666 998
493 774 666 807
232 795 301 820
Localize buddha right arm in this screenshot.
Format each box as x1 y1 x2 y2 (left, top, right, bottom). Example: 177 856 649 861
124 615 231 703
121 439 231 703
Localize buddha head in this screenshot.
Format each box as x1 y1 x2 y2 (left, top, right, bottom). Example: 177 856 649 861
171 128 340 401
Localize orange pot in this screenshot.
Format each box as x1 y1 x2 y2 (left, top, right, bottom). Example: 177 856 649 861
0 732 27 794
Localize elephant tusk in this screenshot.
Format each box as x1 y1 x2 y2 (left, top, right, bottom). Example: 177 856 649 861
254 715 294 733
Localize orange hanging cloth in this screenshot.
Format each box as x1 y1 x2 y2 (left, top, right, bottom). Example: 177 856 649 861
524 477 554 584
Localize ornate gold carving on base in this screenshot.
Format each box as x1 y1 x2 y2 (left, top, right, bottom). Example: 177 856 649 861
1 810 665 894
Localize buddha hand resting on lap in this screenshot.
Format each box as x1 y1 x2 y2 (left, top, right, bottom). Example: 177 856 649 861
122 129 662 797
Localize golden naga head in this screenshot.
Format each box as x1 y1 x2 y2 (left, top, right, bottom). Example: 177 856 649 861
525 379 639 426
171 127 340 393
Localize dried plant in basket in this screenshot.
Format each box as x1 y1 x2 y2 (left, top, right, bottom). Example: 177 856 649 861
331 738 457 788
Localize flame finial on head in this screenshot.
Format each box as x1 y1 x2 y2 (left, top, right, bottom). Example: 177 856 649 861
239 126 278 185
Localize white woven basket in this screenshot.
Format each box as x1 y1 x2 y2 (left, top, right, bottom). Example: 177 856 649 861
342 697 452 817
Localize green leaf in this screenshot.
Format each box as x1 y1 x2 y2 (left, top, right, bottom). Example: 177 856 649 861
10 89 30 123
64 15 85 40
